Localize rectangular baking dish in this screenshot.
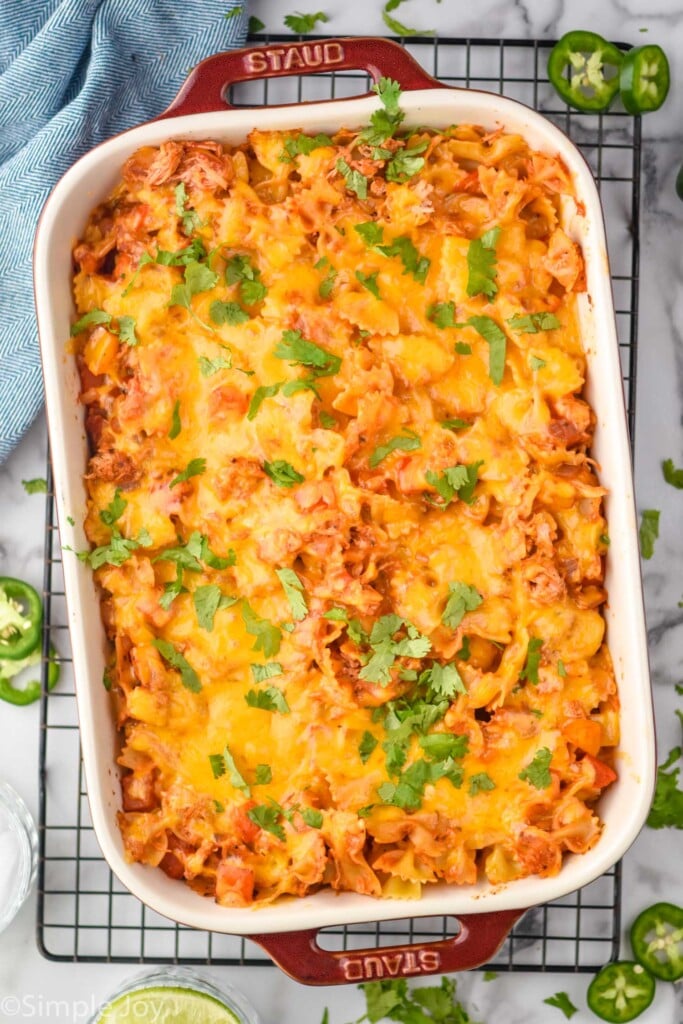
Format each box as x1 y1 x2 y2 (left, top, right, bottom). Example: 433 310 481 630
34 37 654 984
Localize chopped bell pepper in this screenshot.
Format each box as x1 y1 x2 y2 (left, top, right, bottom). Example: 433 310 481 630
547 31 624 112
0 577 42 661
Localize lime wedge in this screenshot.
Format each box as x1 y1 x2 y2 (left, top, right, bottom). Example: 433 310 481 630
99 986 242 1024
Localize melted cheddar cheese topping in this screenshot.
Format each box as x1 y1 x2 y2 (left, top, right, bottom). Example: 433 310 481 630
72 114 618 907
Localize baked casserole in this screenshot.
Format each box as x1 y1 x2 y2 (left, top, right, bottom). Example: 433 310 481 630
70 80 619 908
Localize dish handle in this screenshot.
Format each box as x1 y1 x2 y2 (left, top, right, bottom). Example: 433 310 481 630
249 908 525 986
159 37 442 118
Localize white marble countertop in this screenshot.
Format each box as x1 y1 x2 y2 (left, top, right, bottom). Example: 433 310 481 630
1 0 683 1021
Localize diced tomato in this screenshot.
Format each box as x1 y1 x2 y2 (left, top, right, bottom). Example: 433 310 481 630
216 860 255 905
584 753 617 788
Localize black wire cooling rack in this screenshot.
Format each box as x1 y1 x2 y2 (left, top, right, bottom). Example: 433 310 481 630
37 34 640 970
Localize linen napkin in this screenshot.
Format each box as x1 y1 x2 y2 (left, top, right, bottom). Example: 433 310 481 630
0 0 249 462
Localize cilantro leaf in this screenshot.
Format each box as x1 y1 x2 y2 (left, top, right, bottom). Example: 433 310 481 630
324 607 348 622
283 10 329 32
419 732 468 760
466 227 500 299
117 315 138 347
274 329 341 377
169 260 219 317
519 746 553 789
428 301 456 329
301 807 323 828
377 234 430 282
455 341 472 355
169 457 206 488
209 753 226 779
507 312 561 334
369 431 421 468
245 687 290 714
315 258 337 298
282 133 333 161
422 661 466 699
440 418 471 431
663 458 683 489
247 382 283 420
468 772 496 796
247 802 286 840
241 600 282 657
355 221 384 246
248 15 265 31
543 992 578 1019
647 746 683 829
193 584 232 631
21 477 48 495
359 731 378 764
159 564 186 610
441 582 483 629
209 300 249 326
466 315 507 385
199 352 233 376
520 637 543 684
174 182 202 235
99 488 127 527
250 662 283 683
263 459 304 488
225 254 267 304
223 744 251 795
152 638 201 692
639 509 660 559
254 764 272 784
385 141 429 184
357 615 432 686
529 355 547 371
275 567 308 621
355 270 381 298
425 461 483 507
70 309 112 335
359 76 405 146
168 400 182 439
336 158 368 199
319 410 337 429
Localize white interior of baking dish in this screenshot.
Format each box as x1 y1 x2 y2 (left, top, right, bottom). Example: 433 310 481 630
34 87 654 935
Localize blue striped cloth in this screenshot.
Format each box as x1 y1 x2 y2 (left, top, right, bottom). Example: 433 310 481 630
0 0 249 462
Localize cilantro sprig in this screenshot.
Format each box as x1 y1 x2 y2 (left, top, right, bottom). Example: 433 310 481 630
507 312 561 334
348 614 432 686
283 10 329 32
263 459 305 488
336 158 368 199
359 77 404 146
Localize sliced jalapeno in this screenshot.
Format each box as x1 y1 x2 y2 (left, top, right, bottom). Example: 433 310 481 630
619 45 670 114
0 577 42 661
0 645 60 706
548 31 624 112
630 902 683 982
586 961 655 1022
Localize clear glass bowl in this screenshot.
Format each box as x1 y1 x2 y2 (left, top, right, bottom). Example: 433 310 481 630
89 968 261 1024
0 782 38 935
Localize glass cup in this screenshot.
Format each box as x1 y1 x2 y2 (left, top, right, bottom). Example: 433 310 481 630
89 967 261 1024
0 782 38 935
